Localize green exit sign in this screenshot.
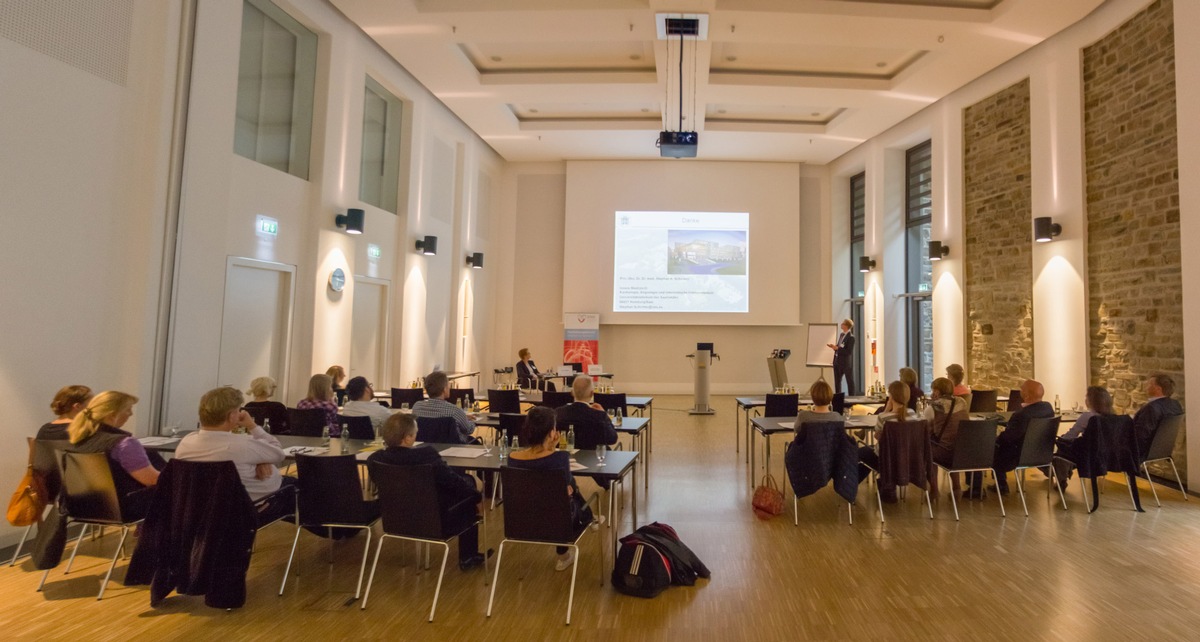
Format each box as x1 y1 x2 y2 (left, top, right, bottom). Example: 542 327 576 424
255 215 278 237
367 244 382 259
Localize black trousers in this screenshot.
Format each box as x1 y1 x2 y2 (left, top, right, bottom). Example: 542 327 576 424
441 499 480 562
833 360 855 396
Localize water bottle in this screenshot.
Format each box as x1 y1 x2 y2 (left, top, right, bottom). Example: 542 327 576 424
511 436 519 450
616 408 624 426
1054 394 1061 413
499 430 509 460
567 425 576 451
560 425 571 449
341 423 350 443
262 418 270 434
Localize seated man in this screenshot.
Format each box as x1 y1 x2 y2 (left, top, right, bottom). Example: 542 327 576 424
1132 373 1184 459
368 413 488 570
341 376 394 430
175 386 294 525
411 371 476 443
553 376 618 451
979 379 1054 495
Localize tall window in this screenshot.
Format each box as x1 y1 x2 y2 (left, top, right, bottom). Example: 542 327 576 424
904 141 933 388
360 76 403 213
849 172 866 394
234 0 317 179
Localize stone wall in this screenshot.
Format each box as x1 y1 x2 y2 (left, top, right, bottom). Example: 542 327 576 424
963 79 1033 392
1083 0 1185 480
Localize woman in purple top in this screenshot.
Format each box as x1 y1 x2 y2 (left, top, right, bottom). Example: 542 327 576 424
297 374 339 434
67 391 161 518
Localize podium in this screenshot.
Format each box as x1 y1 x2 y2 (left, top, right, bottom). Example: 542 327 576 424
686 342 719 415
767 348 791 390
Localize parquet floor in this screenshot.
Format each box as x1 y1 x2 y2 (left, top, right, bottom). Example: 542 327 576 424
4 395 1199 640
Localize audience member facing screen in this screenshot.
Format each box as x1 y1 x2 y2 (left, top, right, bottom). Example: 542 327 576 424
793 380 841 437
326 365 347 391
67 391 161 518
38 384 93 441
297 373 339 434
945 364 969 398
244 376 288 434
898 368 924 410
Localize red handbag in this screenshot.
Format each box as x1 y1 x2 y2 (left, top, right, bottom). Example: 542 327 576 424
752 474 784 520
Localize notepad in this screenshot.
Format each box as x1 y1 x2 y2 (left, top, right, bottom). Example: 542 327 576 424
778 421 794 429
138 436 180 446
439 447 486 458
569 461 588 471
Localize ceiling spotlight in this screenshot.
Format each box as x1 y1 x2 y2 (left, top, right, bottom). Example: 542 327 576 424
726 55 737 62
718 109 727 114
491 55 502 62
876 62 886 68
334 208 364 235
630 54 641 60
529 108 539 113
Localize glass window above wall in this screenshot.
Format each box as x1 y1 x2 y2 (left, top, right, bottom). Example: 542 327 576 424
234 0 317 179
360 76 404 214
850 171 866 298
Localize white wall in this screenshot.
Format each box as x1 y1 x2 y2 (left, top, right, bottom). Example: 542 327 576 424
1173 0 1200 477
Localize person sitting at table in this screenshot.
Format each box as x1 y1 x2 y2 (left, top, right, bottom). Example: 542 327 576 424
175 386 293 525
37 384 93 441
856 381 913 502
1132 373 1183 459
968 378 1054 497
244 376 289 434
928 377 970 495
946 364 970 399
297 374 340 436
367 413 488 570
326 365 347 397
554 376 617 450
411 371 476 442
516 348 556 391
793 380 841 438
508 406 595 572
66 391 161 519
1051 385 1114 488
899 367 925 411
341 376 394 431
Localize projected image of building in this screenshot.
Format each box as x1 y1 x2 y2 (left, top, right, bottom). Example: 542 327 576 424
667 230 747 275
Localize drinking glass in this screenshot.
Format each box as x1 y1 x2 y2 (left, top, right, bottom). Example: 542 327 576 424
166 425 180 438
321 426 330 445
596 444 607 465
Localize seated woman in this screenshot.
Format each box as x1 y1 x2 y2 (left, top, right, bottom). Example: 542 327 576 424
899 368 925 411
326 365 347 404
946 363 970 398
244 376 289 434
297 374 340 436
67 391 161 519
37 385 93 441
857 381 913 502
793 380 841 441
928 377 970 494
515 348 556 391
507 406 593 571
1052 386 1113 488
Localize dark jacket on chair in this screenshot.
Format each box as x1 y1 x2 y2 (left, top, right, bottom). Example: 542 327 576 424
785 421 859 503
1132 396 1183 460
554 402 618 450
994 401 1055 472
124 460 258 609
878 420 933 492
368 445 481 509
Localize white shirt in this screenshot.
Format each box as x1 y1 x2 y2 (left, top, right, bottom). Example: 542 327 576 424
342 399 395 429
175 426 285 501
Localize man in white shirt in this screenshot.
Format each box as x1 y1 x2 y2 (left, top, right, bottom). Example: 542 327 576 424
341 376 394 430
411 371 477 442
176 387 291 513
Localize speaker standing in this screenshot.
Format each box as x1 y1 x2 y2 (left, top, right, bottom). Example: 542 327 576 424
828 319 856 396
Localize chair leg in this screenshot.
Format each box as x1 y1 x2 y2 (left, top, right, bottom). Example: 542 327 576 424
1049 464 1067 510
948 476 960 521
9 524 32 567
428 542 449 622
1168 458 1188 500
924 490 933 519
354 530 372 600
1016 470 1029 517
64 523 89 574
1125 473 1140 511
1143 463 1161 508
566 544 579 625
847 502 853 525
874 476 885 524
992 470 1006 517
793 495 798 527
1080 475 1092 513
360 536 387 610
279 523 303 595
97 526 130 600
486 540 506 617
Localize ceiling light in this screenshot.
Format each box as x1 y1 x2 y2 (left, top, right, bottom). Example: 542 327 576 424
630 54 641 60
491 55 502 62
811 112 820 117
529 108 539 113
876 62 886 68
726 55 737 62
718 109 726 114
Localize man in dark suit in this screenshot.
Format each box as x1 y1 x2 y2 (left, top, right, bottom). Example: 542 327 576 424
828 319 857 396
516 348 556 391
553 376 618 451
367 413 489 571
1132 373 1184 459
984 379 1055 495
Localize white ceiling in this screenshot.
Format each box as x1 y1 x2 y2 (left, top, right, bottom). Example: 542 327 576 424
331 0 1105 164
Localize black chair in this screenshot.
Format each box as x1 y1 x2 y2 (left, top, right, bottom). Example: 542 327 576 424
335 389 350 406
593 392 628 416
872 421 934 522
487 389 521 414
1054 414 1142 513
337 415 375 440
764 393 799 418
363 462 482 621
288 408 328 437
244 404 289 434
498 413 526 443
390 387 425 409
1140 413 1188 506
934 419 1005 520
832 393 846 415
540 391 574 409
487 467 601 625
417 416 462 444
281 455 380 599
1012 417 1065 515
1006 389 1023 412
568 362 585 373
10 439 64 567
783 422 857 525
448 388 476 408
37 452 143 599
969 389 998 413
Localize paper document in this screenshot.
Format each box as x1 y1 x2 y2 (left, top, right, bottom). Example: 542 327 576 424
138 436 180 446
569 461 588 471
283 446 328 456
778 421 794 429
439 447 486 459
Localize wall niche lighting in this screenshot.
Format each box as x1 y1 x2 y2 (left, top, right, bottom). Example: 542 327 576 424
466 252 484 269
859 256 876 273
335 208 364 234
415 235 438 255
928 240 950 261
1034 217 1062 243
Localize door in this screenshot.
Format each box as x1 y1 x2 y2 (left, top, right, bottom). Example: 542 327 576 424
217 258 295 397
351 276 389 387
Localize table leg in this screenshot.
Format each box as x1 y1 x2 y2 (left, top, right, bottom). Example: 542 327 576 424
609 485 617 566
765 435 772 480
632 458 639 530
642 432 648 490
647 402 653 453
749 425 756 490
735 403 740 453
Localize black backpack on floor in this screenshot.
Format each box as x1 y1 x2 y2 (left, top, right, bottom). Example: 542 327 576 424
611 522 709 597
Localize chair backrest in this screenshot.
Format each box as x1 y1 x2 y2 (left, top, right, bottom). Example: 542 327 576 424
244 404 271 428
337 415 375 440
784 421 847 498
447 388 476 407
487 389 521 414
390 387 425 409
295 454 371 525
969 389 998 413
59 451 124 524
951 419 999 470
498 466 575 543
831 393 846 415
593 392 627 414
1146 413 1185 461
540 391 574 409
416 416 461 444
335 389 350 406
498 413 526 442
568 362 584 373
32 438 65 501
288 408 328 437
1016 416 1057 467
764 393 799 418
368 461 443 540
1006 389 1023 412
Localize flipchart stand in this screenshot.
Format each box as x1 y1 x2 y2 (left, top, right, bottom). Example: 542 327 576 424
686 342 719 415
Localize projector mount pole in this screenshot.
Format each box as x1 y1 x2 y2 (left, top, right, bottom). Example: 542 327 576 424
677 30 683 133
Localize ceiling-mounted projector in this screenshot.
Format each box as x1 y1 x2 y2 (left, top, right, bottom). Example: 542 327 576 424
658 131 698 158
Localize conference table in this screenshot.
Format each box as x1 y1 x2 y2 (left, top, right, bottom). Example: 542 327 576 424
477 392 656 453
748 414 879 489
735 395 883 461
140 434 640 567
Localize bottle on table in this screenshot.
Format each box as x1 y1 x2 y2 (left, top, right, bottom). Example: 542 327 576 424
341 423 350 443
262 418 271 434
560 425 571 449
499 430 509 460
567 425 576 451
1054 394 1061 413
511 436 520 450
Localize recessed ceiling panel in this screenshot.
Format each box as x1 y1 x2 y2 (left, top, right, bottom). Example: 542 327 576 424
416 0 648 12
510 102 660 120
707 103 841 123
461 41 656 72
711 42 924 78
717 0 998 10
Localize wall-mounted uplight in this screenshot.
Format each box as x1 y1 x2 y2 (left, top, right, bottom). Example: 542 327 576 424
859 256 876 273
415 235 438 255
928 240 950 261
335 208 364 235
1034 216 1062 243
466 252 484 269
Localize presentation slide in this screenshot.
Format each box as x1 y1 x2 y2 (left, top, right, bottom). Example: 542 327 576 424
613 211 749 313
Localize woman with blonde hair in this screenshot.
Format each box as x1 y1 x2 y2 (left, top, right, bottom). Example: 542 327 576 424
67 391 161 518
36 385 93 441
297 373 339 434
244 376 289 434
898 367 925 411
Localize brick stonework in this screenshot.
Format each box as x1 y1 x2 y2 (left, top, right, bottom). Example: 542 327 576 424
1084 0 1185 480
963 79 1033 392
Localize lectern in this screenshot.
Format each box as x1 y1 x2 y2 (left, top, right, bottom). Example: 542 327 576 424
686 342 720 415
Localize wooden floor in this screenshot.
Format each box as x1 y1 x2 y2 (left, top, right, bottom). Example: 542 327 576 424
5 395 1199 640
